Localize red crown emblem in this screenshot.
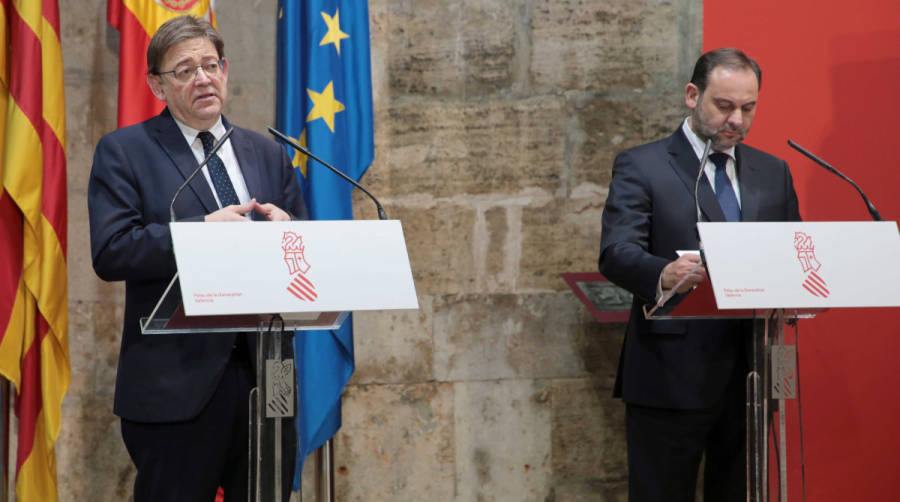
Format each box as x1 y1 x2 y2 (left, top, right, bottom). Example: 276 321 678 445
793 232 829 298
156 0 201 12
282 232 317 302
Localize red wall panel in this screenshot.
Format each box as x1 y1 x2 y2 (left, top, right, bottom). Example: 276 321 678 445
704 2 900 500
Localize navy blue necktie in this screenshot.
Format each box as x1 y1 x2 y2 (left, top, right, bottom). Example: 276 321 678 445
709 152 741 222
198 131 239 207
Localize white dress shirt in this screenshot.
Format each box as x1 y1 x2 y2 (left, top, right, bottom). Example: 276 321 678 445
655 119 744 301
173 116 252 208
681 117 741 206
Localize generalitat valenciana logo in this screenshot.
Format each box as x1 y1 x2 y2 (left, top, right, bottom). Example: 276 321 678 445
794 231 829 298
282 231 317 302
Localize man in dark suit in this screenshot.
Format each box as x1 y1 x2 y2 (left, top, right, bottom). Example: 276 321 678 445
88 16 305 502
598 48 801 501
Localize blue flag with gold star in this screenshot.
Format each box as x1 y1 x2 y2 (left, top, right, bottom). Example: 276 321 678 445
275 0 374 483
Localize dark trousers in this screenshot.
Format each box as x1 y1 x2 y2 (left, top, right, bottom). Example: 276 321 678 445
121 344 296 502
625 362 747 502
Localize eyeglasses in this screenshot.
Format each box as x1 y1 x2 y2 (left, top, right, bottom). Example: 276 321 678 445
156 59 225 83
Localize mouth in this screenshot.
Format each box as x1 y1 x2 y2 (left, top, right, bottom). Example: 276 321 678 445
194 92 218 105
720 130 741 140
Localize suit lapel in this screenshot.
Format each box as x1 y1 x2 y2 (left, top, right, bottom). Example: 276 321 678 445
666 128 726 222
734 145 760 222
151 108 219 215
225 119 264 201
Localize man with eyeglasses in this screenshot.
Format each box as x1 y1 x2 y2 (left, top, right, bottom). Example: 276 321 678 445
87 15 305 502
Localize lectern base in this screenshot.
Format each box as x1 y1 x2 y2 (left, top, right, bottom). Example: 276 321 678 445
249 317 296 502
747 311 795 502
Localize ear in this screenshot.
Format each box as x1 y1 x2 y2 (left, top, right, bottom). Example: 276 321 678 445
147 74 166 102
685 83 699 110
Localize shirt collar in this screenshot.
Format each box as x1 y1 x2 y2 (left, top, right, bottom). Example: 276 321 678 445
172 115 226 146
681 117 735 161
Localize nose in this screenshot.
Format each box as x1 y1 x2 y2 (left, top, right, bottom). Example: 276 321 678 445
726 108 743 128
193 66 213 84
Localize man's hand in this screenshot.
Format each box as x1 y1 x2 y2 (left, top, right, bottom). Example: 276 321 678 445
204 200 257 221
661 253 707 293
204 198 292 222
251 200 291 221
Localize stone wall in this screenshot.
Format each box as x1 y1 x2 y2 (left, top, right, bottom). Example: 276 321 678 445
52 0 701 500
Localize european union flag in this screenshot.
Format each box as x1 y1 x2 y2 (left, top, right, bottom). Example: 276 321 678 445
275 0 374 485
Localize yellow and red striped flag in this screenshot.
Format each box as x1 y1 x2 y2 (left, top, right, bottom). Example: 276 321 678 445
108 0 217 127
0 1 71 501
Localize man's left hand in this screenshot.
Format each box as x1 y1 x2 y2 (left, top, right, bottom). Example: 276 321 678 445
252 200 291 221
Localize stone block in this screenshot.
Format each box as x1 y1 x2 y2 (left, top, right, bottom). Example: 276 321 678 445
388 204 478 295
350 296 434 385
530 0 682 92
216 0 276 87
454 379 553 501
370 0 520 97
334 383 455 501
67 194 124 305
222 80 276 133
67 300 123 398
60 5 119 83
364 97 566 198
56 395 133 502
433 292 589 381
218 1 277 132
569 92 686 189
519 194 606 291
549 377 628 501
66 81 114 198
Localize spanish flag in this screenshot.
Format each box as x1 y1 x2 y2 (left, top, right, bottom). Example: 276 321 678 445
107 0 217 127
0 1 70 501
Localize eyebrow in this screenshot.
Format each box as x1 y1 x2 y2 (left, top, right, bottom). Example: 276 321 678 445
713 98 757 107
169 54 220 68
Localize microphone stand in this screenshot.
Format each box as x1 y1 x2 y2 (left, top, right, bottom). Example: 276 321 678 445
169 126 235 222
268 127 387 220
787 139 883 221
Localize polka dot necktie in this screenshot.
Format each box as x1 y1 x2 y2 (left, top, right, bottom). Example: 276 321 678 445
709 152 741 222
198 131 239 207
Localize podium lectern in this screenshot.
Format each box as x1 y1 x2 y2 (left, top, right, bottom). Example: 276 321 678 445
646 221 900 502
142 220 418 502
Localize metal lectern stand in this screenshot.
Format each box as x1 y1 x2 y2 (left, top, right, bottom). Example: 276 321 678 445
141 274 348 502
644 278 821 502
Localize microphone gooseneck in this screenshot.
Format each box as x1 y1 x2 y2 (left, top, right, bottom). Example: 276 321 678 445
693 138 713 268
267 126 387 220
169 126 235 222
787 139 883 221
694 138 714 225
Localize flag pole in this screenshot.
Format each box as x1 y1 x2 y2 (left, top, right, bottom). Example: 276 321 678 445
1 378 8 502
314 439 334 502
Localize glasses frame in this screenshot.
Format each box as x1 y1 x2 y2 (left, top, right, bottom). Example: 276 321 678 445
155 59 226 83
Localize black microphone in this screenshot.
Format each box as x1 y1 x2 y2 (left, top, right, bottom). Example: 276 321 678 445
694 138 714 224
267 126 387 220
169 126 235 222
787 139 883 221
693 138 713 268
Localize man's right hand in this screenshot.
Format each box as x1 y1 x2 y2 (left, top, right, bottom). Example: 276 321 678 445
661 253 707 293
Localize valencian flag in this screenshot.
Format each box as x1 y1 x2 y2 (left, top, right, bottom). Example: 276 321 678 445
0 0 70 501
275 0 374 485
107 0 216 127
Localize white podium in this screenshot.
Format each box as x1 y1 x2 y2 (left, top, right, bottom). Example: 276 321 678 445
141 220 418 502
648 221 900 502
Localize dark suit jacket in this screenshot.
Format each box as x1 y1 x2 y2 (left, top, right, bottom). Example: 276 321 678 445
88 108 308 422
598 126 800 409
